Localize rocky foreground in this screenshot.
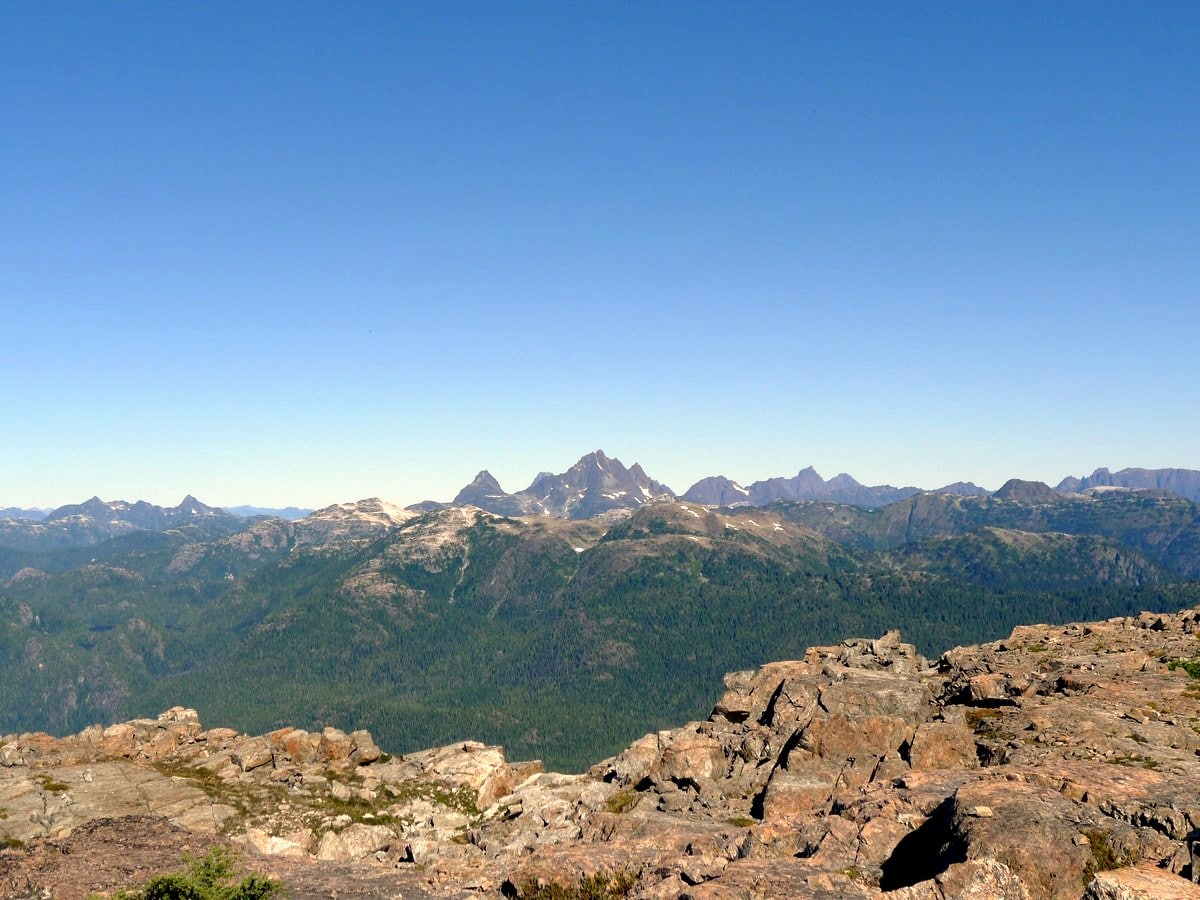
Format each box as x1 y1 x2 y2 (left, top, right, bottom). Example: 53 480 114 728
8 611 1200 898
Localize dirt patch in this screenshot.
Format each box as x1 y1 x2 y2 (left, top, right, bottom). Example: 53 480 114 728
0 815 445 899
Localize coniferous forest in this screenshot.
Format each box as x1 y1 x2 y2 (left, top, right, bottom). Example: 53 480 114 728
3 490 1200 771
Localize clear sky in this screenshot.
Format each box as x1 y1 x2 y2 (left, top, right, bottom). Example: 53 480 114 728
3 2 1197 509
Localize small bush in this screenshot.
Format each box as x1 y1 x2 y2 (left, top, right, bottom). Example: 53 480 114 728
966 707 1005 740
36 774 70 793
113 847 283 900
603 788 638 814
1168 658 1200 679
513 870 638 900
1106 753 1159 770
1082 829 1136 884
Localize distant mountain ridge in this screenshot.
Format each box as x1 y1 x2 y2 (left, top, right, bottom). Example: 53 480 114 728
45 494 223 529
224 505 313 520
681 466 986 508
1058 467 1200 502
418 449 674 520
0 507 49 522
6 465 1200 540
425 452 997 519
0 495 247 551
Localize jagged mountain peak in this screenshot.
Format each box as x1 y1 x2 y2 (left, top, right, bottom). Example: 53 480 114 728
467 469 502 488
452 470 525 516
442 451 675 520
526 450 674 516
554 449 623 482
431 459 1200 522
454 470 507 498
174 495 217 516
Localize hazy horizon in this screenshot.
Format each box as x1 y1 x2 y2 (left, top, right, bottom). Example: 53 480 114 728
3 453 1190 512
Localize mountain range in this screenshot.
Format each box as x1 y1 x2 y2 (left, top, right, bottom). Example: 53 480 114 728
422 454 1200 518
5 454 1200 896
680 468 989 508
6 458 1199 536
0 495 249 551
0 506 50 521
3 458 1200 770
222 504 314 520
1057 466 1200 501
412 449 675 519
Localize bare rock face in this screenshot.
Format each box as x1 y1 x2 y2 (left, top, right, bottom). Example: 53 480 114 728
1084 866 1200 899
8 611 1200 898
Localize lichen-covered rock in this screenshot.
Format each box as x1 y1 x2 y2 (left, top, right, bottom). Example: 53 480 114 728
1085 866 1200 899
230 737 273 771
890 859 1032 899
908 721 980 771
314 823 396 862
237 827 312 858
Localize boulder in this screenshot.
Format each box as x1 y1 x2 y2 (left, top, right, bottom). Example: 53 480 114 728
1085 866 1200 900
230 737 273 772
314 823 396 862
237 827 312 858
349 729 382 764
319 727 355 761
890 858 1032 899
908 722 980 771
657 734 726 784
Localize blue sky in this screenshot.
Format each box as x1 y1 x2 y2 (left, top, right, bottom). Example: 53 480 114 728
3 2 1197 508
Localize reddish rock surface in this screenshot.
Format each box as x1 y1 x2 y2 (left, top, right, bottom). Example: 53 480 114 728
6 609 1200 897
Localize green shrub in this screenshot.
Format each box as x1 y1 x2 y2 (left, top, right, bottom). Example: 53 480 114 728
113 847 283 900
1106 753 1159 769
1167 658 1200 679
602 788 638 814
35 774 70 793
513 870 638 900
1082 829 1136 884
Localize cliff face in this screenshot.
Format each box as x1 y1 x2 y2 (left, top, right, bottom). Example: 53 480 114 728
7 609 1200 899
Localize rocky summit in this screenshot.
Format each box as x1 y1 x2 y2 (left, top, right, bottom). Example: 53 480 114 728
7 609 1200 898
